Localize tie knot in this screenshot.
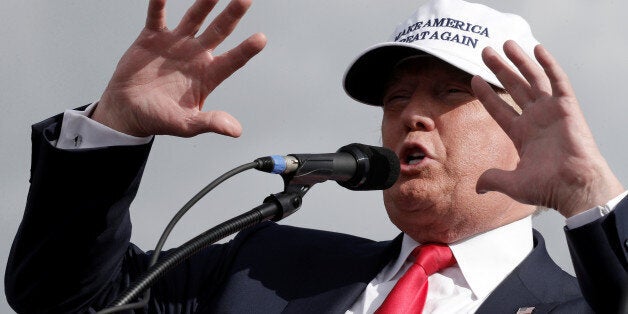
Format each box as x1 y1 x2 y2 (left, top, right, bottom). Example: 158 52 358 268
411 244 456 276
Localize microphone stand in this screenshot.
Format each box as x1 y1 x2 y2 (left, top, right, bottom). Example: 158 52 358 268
109 183 311 308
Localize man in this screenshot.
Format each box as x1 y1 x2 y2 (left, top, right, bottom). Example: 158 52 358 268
6 0 627 313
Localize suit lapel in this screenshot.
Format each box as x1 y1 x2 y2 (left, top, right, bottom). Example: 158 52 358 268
476 230 583 314
282 233 403 314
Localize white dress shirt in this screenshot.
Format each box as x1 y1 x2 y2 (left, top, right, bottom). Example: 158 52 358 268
347 217 533 314
55 103 152 149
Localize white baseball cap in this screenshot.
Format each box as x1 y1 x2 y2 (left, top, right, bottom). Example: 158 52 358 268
343 0 539 106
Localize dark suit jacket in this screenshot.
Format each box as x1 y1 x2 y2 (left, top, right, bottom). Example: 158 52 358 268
5 113 628 313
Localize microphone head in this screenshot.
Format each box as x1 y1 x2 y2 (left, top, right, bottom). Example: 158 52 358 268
337 143 400 191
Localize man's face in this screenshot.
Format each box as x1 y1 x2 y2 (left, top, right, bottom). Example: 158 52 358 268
381 57 526 243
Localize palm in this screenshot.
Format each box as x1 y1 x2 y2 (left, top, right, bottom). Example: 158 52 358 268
107 30 218 134
505 92 592 208
94 0 266 138
472 41 623 217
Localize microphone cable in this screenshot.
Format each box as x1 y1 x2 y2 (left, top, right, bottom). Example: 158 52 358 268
96 161 259 314
95 143 399 313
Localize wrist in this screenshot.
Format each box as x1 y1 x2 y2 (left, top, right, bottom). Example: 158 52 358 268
93 94 147 137
557 163 624 218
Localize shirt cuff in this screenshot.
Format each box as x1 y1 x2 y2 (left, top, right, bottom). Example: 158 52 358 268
565 190 628 229
56 102 153 150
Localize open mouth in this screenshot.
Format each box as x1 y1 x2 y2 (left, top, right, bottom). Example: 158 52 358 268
406 152 426 165
401 145 429 167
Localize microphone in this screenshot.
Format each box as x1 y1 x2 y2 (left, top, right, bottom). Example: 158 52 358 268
254 143 400 191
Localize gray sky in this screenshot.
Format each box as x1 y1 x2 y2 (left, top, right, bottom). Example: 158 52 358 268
2 0 627 311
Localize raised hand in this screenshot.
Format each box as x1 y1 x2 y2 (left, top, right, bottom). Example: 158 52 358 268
93 0 266 138
471 40 624 218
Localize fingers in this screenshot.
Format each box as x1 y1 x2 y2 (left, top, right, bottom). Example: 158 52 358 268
534 45 575 98
471 75 517 133
159 0 256 49
483 40 575 105
175 0 220 36
197 0 253 50
208 32 267 84
503 41 552 95
476 168 519 196
187 111 243 137
146 0 167 30
481 46 533 107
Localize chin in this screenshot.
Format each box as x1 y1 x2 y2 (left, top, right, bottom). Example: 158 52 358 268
390 213 465 244
384 180 451 215
383 195 482 244
384 200 456 243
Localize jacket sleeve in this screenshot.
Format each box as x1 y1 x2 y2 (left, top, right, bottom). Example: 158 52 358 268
565 196 628 314
5 112 233 313
5 112 153 312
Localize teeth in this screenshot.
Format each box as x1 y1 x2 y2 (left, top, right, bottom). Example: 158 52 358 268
408 159 421 165
406 152 425 165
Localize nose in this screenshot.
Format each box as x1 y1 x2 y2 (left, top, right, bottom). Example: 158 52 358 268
401 95 436 132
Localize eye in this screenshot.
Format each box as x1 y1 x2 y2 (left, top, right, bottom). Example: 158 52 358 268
442 84 472 94
385 93 408 103
446 88 465 93
439 83 474 101
383 89 411 109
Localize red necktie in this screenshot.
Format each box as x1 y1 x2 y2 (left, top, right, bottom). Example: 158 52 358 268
375 244 456 314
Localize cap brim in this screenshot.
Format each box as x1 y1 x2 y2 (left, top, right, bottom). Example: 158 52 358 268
343 43 425 106
343 42 503 106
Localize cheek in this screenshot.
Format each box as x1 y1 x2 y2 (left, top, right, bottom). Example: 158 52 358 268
381 116 400 147
441 113 517 176
475 120 519 169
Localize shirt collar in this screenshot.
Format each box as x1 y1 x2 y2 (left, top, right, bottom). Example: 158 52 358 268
379 216 533 300
449 216 533 299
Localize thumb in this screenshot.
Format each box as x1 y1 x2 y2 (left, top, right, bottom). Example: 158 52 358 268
187 110 243 138
476 168 519 196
